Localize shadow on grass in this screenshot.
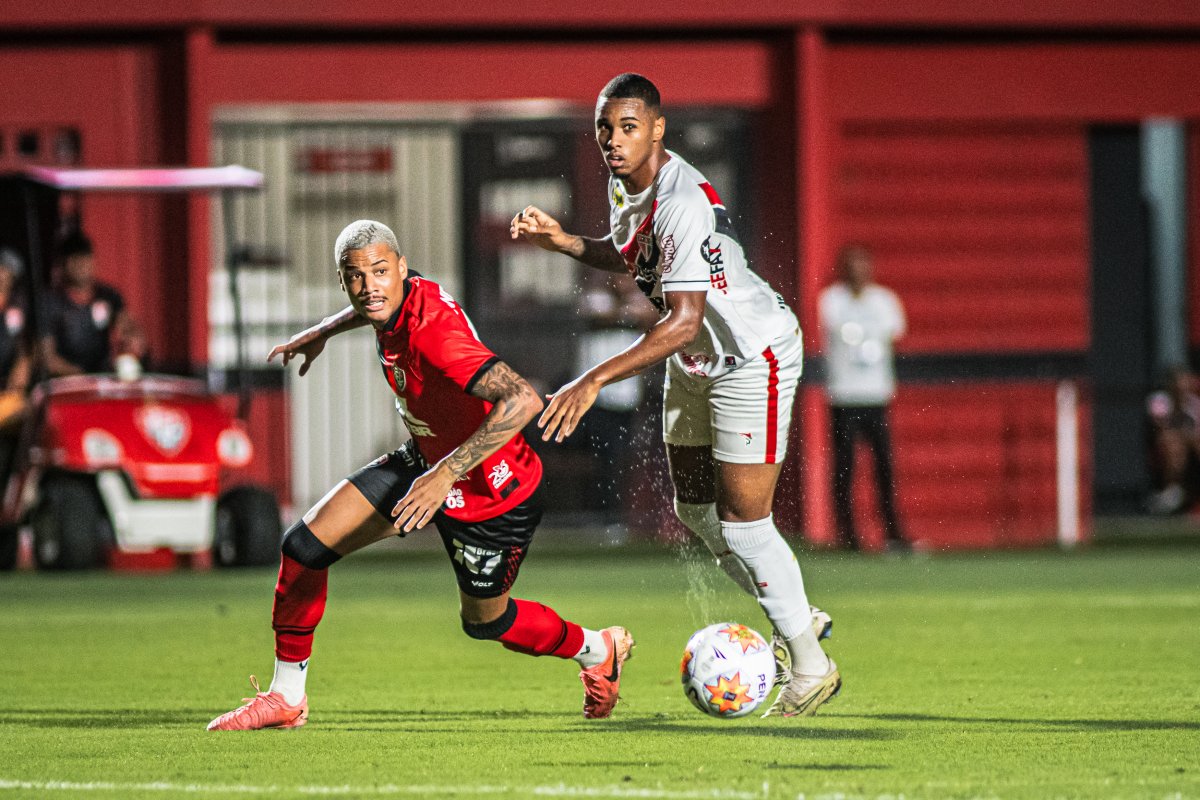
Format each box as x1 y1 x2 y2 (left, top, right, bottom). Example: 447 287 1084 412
764 763 888 771
320 722 887 741
0 709 213 728
844 712 1200 732
556 718 892 741
3 707 896 740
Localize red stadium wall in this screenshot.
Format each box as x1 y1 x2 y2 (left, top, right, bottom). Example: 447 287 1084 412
803 38 1200 547
0 44 189 369
6 21 1200 545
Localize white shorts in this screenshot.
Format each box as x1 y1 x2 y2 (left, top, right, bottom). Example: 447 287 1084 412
662 333 803 464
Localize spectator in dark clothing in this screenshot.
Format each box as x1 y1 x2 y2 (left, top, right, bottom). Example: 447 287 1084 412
0 248 30 488
42 233 146 376
0 248 30 401
1146 366 1200 515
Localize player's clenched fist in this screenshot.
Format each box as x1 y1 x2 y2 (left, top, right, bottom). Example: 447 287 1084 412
510 205 571 253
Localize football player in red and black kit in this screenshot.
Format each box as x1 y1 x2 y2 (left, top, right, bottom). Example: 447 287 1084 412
208 220 633 730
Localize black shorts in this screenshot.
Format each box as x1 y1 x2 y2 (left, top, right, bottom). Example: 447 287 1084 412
346 442 542 598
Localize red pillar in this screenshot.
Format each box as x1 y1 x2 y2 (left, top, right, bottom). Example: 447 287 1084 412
796 27 836 545
185 26 214 373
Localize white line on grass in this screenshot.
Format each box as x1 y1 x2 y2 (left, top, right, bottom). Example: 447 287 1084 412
0 778 765 799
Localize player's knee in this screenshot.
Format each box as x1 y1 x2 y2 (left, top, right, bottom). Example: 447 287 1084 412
460 598 518 640
281 521 341 570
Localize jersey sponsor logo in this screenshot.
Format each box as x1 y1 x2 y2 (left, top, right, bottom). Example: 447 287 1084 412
488 459 513 489
395 396 435 437
701 236 728 294
452 538 502 575
445 487 465 509
661 234 677 274
391 363 406 392
91 300 112 329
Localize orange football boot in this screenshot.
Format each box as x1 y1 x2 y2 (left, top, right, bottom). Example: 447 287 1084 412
206 676 308 731
579 626 634 719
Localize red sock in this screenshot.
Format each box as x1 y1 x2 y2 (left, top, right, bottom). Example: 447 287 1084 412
498 599 585 658
271 555 328 662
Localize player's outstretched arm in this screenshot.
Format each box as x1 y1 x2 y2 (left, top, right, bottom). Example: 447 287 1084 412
539 290 705 443
510 205 626 274
390 361 542 532
267 306 369 376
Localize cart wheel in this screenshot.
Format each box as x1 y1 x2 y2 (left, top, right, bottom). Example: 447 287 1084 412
215 485 282 567
33 473 110 570
0 524 18 571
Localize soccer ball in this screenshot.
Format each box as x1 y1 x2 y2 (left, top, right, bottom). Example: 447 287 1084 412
680 622 776 719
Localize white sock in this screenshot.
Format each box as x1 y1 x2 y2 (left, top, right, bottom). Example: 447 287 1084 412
674 499 757 596
785 630 831 678
573 628 608 669
721 515 828 675
269 658 309 705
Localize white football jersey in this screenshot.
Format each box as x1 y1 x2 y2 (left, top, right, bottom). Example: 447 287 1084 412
818 282 906 405
608 151 799 379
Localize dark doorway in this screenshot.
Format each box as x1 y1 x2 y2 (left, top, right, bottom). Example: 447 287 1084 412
1088 126 1153 514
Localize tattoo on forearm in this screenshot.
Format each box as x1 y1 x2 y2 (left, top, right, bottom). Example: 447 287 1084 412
444 361 536 477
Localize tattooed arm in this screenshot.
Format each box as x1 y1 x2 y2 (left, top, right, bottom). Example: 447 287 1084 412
442 360 543 477
390 360 542 532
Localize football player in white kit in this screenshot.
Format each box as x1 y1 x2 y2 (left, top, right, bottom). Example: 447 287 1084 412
510 73 839 717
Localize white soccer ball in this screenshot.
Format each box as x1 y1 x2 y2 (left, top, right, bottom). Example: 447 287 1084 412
680 622 776 719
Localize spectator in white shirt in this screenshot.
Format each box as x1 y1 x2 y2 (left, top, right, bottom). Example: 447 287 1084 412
818 244 908 552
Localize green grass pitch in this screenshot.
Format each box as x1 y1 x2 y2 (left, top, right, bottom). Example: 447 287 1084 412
1 541 1197 799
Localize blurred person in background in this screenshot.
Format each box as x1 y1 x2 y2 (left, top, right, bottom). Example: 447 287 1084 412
0 248 30 483
0 247 30 399
42 232 146 377
575 273 657 539
818 244 908 553
1145 365 1200 515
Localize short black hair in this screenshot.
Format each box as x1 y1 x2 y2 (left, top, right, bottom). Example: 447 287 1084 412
58 232 93 260
600 73 662 113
